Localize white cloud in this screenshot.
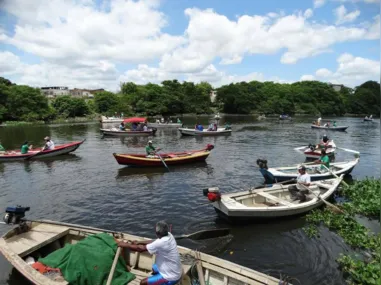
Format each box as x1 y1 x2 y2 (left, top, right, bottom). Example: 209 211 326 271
304 9 314 18
314 0 326 8
300 75 316 81
334 5 361 25
315 68 333 77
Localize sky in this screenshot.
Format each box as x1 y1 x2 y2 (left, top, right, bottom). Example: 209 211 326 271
0 0 379 91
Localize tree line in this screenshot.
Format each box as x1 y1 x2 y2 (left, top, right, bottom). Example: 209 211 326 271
0 76 379 122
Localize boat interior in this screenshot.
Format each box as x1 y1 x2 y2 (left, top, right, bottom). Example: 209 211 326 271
1 222 276 285
232 183 331 208
277 165 343 174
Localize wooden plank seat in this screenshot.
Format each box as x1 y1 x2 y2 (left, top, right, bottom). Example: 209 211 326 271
255 192 294 206
5 223 70 257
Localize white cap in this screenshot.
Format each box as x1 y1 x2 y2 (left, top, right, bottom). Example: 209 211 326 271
148 140 153 144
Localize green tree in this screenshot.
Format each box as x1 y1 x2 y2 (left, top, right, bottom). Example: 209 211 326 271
94 91 119 114
52 96 89 117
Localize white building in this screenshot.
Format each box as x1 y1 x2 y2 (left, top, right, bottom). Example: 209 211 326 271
210 90 217 103
41 86 70 98
329 84 344 92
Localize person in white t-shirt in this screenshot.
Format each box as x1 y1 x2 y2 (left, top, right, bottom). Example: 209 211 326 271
117 221 182 285
43 136 55 150
288 165 311 202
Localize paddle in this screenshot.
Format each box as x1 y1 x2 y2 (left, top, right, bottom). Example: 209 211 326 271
337 147 360 155
24 148 44 161
155 151 170 172
106 247 122 285
322 164 349 187
297 182 344 214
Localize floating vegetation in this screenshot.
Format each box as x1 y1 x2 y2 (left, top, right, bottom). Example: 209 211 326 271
303 178 381 285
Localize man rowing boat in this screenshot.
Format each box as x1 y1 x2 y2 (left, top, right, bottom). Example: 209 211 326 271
146 140 161 157
117 221 182 285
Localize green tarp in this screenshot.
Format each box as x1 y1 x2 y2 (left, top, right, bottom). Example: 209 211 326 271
39 233 135 285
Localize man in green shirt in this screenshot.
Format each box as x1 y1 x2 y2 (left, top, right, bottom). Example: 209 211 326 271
21 141 32 154
146 141 161 156
0 140 5 153
314 149 330 171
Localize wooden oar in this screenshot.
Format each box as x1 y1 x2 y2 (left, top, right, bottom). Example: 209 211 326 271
106 247 122 285
337 147 360 155
24 149 44 161
155 151 170 172
322 165 349 187
297 183 344 214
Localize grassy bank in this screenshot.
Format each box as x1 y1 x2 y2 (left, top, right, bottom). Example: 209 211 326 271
1 115 99 126
303 179 380 285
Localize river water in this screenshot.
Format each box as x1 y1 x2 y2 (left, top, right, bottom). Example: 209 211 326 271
0 116 379 285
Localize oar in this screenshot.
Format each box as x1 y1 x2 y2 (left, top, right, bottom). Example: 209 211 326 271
155 151 170 172
297 183 344 214
337 147 360 155
24 149 44 161
322 165 349 187
106 247 122 285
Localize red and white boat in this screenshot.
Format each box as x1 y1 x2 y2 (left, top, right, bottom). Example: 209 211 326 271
113 144 214 167
0 140 85 162
294 140 336 159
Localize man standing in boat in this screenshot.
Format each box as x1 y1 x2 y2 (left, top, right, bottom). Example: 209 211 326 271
288 165 311 202
117 221 183 285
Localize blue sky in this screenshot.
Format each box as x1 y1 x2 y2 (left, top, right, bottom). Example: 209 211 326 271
0 0 379 90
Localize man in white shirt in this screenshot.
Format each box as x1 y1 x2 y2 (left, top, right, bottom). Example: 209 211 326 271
288 165 311 202
117 221 182 285
43 136 55 150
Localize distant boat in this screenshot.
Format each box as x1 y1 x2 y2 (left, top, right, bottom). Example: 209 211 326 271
311 125 348 131
364 118 373 122
294 140 336 159
279 115 291 120
100 128 156 137
178 127 232 136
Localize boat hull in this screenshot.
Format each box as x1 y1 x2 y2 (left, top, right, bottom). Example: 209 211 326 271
0 141 85 162
364 118 373 122
179 128 232 136
311 125 348 131
100 128 156 136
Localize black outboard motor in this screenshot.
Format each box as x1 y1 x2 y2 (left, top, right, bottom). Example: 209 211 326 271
3 206 30 224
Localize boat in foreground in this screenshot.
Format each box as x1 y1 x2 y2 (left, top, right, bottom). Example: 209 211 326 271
204 176 343 219
178 127 231 136
100 128 157 137
294 140 336 159
265 158 359 182
0 140 85 162
113 145 214 167
311 125 348 131
0 217 281 285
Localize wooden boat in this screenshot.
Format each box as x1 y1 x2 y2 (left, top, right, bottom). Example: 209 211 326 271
100 116 124 123
0 140 85 162
113 145 214 167
147 122 182 128
265 158 359 182
311 125 348 131
205 176 343 219
0 219 281 285
100 128 157 137
294 140 336 159
178 127 231 136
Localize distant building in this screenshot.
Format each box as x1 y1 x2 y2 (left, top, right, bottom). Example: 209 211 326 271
329 84 344 92
210 90 217 103
69 88 104 98
40 86 70 98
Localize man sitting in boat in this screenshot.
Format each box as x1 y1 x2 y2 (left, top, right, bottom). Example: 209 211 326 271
131 122 138 131
146 140 160 157
117 221 182 285
333 121 337 127
313 149 330 172
21 141 33 154
207 123 214 131
316 135 330 149
224 122 231 130
119 122 126 131
288 165 311 202
177 118 181 124
197 124 204 131
43 136 55 150
0 140 6 154
143 124 148 131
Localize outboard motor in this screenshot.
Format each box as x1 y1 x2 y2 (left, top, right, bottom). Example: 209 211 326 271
202 187 221 202
3 206 30 224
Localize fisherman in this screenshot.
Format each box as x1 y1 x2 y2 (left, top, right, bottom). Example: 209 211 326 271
288 165 311 202
43 136 55 150
117 221 182 285
314 149 330 171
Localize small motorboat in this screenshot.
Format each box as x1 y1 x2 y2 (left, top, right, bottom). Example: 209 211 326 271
0 140 85 162
311 125 348 131
147 122 182 128
178 127 231 136
294 140 336 159
264 158 359 182
204 176 343 219
100 128 156 136
113 145 214 167
0 207 281 285
100 116 124 123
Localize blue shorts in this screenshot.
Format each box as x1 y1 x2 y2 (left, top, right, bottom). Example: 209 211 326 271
147 264 180 285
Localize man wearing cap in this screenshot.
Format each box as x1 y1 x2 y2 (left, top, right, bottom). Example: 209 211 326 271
117 221 182 285
146 140 161 157
43 136 55 150
288 165 311 202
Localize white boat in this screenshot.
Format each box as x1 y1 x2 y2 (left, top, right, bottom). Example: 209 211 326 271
311 125 348 131
266 158 359 182
206 176 343 219
148 122 182 128
0 219 281 285
100 116 124 123
363 118 373 122
179 128 232 136
294 140 336 159
100 128 157 137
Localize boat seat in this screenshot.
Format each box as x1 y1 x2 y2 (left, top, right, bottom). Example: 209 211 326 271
5 223 70 257
255 192 294 206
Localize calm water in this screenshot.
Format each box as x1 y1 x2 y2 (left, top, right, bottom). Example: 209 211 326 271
0 116 380 285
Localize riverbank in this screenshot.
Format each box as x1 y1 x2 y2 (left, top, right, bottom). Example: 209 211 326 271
304 178 380 285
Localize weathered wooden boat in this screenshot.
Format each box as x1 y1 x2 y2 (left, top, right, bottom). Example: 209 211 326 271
0 217 281 284
114 145 214 167
311 125 348 131
294 140 336 159
100 128 157 137
147 122 182 128
205 176 343 219
265 158 359 182
0 140 85 162
178 128 231 136
100 116 124 123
